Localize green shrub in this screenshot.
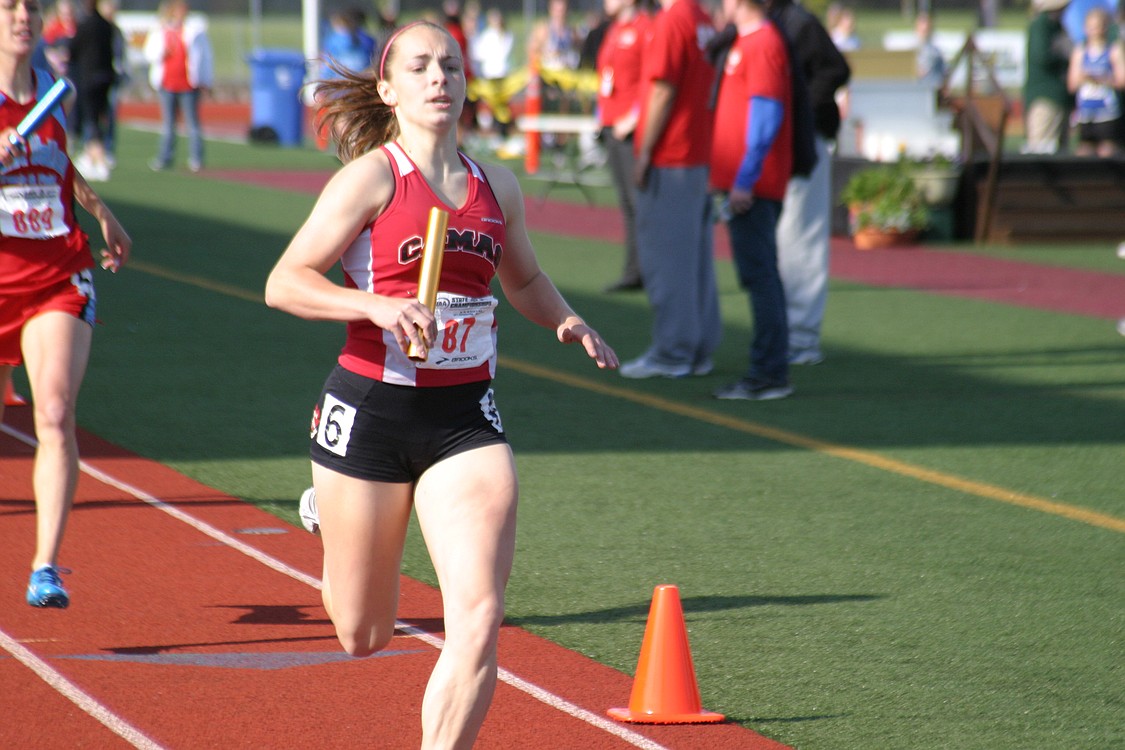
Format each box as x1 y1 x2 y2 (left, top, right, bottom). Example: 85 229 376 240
840 163 930 232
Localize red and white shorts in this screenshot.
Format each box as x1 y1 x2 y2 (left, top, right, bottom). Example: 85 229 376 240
0 269 96 366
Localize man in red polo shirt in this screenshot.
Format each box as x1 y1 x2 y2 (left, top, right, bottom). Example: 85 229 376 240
709 0 794 400
619 0 719 380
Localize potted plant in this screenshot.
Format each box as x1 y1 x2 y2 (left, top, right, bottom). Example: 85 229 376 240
839 163 929 250
908 153 961 207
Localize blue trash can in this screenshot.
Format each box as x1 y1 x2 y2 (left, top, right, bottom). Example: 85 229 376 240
247 49 307 147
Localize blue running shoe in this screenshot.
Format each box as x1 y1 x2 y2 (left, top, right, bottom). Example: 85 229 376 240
27 565 69 609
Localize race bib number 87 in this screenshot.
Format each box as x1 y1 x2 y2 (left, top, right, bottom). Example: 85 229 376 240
0 184 67 239
417 293 498 371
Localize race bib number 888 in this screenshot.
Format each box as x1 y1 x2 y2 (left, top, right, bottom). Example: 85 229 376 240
0 184 67 239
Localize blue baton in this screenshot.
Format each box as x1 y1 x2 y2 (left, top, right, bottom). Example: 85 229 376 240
8 77 73 150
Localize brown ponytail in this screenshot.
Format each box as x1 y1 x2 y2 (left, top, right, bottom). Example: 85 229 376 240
313 63 398 163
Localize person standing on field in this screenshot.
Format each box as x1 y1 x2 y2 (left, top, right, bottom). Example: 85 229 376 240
1024 0 1074 154
620 0 720 380
765 0 849 366
709 0 795 400
596 0 650 294
0 0 132 610
143 0 212 172
1068 5 1125 156
67 0 117 182
320 8 376 82
529 0 580 72
264 22 617 747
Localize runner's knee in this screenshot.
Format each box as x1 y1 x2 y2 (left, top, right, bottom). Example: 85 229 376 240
332 612 398 657
443 596 504 655
32 396 76 443
336 626 395 657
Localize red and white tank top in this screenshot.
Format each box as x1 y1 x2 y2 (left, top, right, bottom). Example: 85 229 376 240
338 141 507 387
0 70 91 294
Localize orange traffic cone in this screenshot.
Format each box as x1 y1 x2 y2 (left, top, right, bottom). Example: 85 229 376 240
608 584 725 724
3 378 26 406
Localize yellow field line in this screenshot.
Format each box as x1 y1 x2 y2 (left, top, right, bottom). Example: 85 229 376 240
125 261 1125 535
128 260 264 304
500 357 1125 535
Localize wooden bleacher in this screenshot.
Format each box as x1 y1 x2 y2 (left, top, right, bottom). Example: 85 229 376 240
964 156 1125 243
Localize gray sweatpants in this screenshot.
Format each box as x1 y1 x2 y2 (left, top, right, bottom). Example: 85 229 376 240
634 165 721 368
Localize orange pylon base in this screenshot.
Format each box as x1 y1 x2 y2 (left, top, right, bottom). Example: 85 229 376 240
607 707 726 725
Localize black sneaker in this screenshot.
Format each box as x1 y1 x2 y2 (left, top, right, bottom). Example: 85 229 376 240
713 378 793 401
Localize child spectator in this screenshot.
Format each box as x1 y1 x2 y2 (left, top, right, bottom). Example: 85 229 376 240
1068 5 1125 155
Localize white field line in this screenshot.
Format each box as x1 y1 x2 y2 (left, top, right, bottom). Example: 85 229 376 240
0 422 669 750
0 628 166 750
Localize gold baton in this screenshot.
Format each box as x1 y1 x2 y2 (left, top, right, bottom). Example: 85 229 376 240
407 207 450 361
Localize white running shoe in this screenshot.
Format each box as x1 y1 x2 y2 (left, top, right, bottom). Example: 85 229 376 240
691 359 714 376
298 487 319 534
789 349 825 366
73 152 93 177
88 162 111 182
619 355 691 379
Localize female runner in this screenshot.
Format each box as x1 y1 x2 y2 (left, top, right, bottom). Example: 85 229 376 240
265 21 617 748
0 0 131 609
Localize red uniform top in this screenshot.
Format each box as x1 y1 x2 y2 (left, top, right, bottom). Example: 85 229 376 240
596 12 651 128
0 71 92 294
635 0 716 168
161 28 192 93
709 21 793 200
338 142 505 388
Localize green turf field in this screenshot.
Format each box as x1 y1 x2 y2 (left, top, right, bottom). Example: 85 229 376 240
24 127 1123 749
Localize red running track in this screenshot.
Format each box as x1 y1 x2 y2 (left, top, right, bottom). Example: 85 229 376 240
0 407 785 749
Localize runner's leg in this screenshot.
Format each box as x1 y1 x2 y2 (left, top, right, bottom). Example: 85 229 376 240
413 443 518 750
312 462 413 655
20 311 92 569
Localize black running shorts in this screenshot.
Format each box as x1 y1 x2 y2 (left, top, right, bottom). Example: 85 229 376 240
1077 118 1124 145
309 365 508 483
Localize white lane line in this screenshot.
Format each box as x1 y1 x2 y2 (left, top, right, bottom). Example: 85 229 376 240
0 628 166 750
1 423 669 750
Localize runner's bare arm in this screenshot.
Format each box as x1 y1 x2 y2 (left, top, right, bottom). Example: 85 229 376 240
73 171 131 271
265 151 436 354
